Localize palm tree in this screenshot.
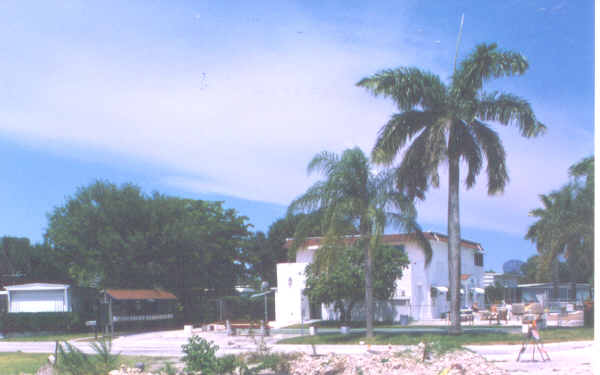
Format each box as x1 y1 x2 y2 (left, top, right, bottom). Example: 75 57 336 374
357 43 546 334
288 147 432 338
527 156 594 301
526 189 572 299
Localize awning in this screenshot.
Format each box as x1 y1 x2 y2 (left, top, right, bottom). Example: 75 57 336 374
250 290 274 298
472 288 485 294
432 286 448 292
106 289 177 301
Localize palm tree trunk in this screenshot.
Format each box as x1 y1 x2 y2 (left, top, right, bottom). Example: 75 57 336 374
551 257 559 301
448 155 462 335
365 239 374 338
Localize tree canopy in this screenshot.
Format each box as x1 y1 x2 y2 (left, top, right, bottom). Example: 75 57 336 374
45 180 250 320
304 241 409 322
288 147 430 337
526 156 594 297
239 213 324 287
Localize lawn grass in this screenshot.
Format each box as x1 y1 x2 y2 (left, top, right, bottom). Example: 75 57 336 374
0 332 100 342
277 326 593 346
283 320 410 329
0 352 177 375
0 352 47 375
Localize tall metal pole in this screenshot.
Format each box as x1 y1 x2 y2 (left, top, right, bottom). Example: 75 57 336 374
453 14 465 73
264 294 268 324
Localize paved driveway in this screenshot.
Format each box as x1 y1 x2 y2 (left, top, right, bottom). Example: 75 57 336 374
0 329 595 374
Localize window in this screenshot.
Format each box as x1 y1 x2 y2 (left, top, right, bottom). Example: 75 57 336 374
474 253 483 267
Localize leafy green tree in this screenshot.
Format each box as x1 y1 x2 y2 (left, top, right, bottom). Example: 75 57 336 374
304 241 409 322
357 43 545 333
45 180 250 320
239 214 324 287
484 281 506 305
0 237 69 283
519 255 571 285
289 147 431 337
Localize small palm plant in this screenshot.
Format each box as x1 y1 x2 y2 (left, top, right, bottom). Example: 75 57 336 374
54 338 120 375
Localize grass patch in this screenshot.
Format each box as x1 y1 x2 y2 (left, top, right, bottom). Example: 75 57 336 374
281 321 520 329
0 352 176 375
0 352 48 375
283 321 412 329
277 326 593 346
0 332 100 342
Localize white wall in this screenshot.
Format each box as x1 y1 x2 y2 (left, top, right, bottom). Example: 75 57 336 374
275 263 309 326
275 235 486 323
9 290 69 313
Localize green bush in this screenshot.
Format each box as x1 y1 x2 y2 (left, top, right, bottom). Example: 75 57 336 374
0 312 85 333
181 335 246 375
181 335 221 374
54 338 120 375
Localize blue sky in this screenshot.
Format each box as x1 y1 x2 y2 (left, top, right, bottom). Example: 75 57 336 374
0 1 593 273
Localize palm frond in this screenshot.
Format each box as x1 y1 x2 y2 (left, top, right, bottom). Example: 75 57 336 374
569 156 594 179
470 120 509 194
357 67 447 111
476 92 546 137
371 110 439 165
394 123 447 200
449 120 482 189
307 151 340 176
453 43 529 98
288 182 328 214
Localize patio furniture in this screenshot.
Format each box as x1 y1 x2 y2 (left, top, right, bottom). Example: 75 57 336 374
460 309 474 325
512 303 525 321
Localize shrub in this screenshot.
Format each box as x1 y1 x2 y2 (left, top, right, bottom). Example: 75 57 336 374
54 338 119 375
0 312 85 333
182 335 249 375
181 335 222 374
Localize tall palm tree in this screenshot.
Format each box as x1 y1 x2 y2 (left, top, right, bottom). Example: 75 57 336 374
288 147 431 338
526 189 572 299
357 43 546 334
527 156 594 301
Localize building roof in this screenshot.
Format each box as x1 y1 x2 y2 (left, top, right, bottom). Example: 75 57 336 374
286 232 484 251
4 283 70 291
517 282 591 288
106 289 177 300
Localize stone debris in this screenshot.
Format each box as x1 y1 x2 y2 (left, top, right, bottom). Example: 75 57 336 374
288 347 508 375
103 347 508 375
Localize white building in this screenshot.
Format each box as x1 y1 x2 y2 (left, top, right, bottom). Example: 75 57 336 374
275 232 486 325
2 283 72 313
482 272 500 288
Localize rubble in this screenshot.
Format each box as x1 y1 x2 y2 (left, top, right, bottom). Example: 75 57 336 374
288 347 508 375
98 347 509 375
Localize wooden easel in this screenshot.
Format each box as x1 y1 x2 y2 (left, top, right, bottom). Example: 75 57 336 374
516 316 550 362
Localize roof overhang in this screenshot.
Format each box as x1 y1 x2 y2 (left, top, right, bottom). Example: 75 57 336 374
105 289 177 301
4 283 70 291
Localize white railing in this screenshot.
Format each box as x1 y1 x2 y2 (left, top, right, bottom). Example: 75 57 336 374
113 313 174 322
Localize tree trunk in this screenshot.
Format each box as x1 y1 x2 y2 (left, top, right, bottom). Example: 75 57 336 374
336 301 347 323
551 257 559 301
447 155 462 335
347 300 356 323
365 239 374 338
567 245 577 303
